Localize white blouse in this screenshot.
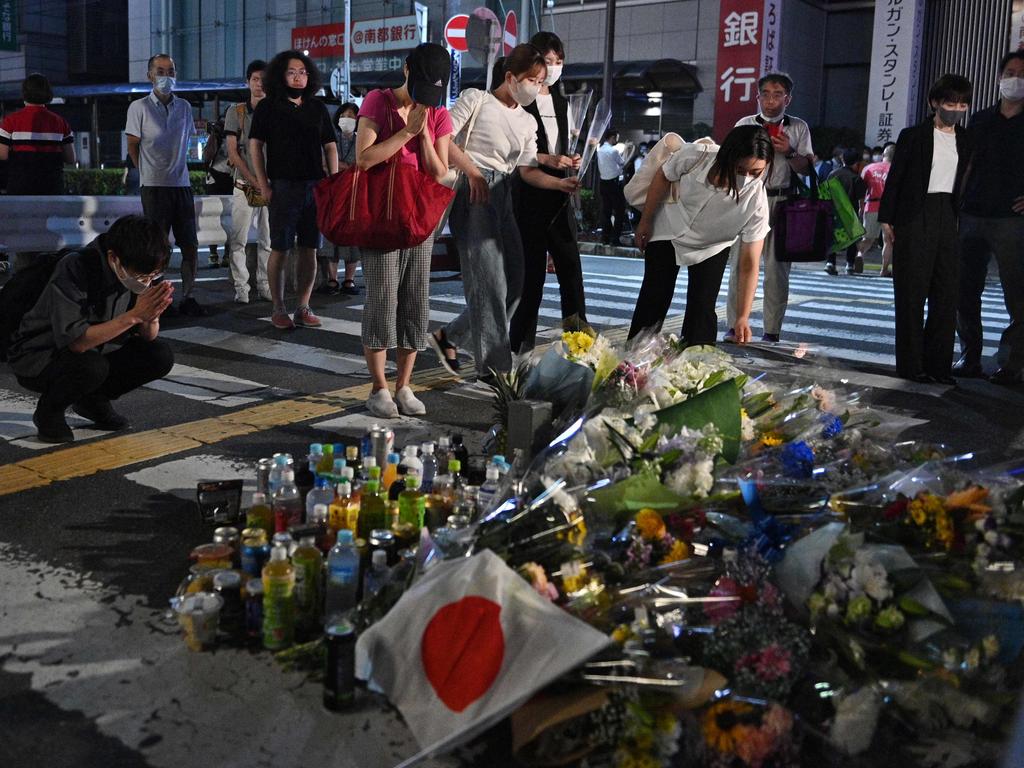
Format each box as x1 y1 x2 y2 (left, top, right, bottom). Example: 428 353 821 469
927 129 957 194
651 143 772 266
449 89 538 174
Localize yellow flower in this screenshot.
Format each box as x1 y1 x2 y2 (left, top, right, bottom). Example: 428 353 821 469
611 624 634 645
761 434 783 447
660 539 690 565
636 508 667 541
909 499 927 526
566 516 588 547
702 701 753 753
562 331 595 358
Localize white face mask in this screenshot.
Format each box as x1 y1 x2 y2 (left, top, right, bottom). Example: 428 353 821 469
872 154 883 163
1000 76 1024 101
759 111 784 123
337 117 356 135
112 259 158 295
734 174 756 191
543 65 563 87
509 78 540 107
154 76 175 95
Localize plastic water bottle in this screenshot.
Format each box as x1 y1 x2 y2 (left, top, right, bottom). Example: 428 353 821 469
363 549 389 599
268 454 290 495
420 442 437 492
325 530 360 626
308 443 324 475
477 465 501 512
402 445 423 480
435 436 452 477
491 455 511 475
273 469 303 533
306 476 334 522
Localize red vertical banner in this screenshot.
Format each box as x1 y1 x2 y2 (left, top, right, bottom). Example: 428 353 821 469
712 0 764 141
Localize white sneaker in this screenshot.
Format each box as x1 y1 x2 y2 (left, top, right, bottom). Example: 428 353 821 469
395 386 426 416
366 388 399 419
234 290 249 304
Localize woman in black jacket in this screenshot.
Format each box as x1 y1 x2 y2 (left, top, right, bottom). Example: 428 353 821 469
879 74 973 384
508 32 590 353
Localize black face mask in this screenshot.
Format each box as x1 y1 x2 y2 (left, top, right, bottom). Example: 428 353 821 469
286 86 304 98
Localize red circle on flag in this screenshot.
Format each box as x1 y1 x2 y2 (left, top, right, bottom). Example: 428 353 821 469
503 11 518 56
444 14 470 52
421 596 504 713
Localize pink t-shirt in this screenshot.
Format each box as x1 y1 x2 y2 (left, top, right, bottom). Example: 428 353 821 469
357 89 453 171
861 161 890 213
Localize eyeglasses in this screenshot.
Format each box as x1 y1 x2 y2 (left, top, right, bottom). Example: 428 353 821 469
286 69 308 77
758 91 787 101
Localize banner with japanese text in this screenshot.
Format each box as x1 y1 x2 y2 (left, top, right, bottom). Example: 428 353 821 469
1012 0 1024 50
292 14 424 59
863 0 925 147
0 0 17 52
713 0 784 141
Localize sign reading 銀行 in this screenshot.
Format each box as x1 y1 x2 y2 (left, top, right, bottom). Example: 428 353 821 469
713 0 784 141
0 0 18 52
292 14 426 58
864 0 925 147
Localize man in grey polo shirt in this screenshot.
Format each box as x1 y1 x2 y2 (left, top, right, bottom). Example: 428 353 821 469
126 54 204 316
724 72 814 343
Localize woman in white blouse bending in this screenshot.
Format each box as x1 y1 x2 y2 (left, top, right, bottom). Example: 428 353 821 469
429 44 578 382
629 125 774 345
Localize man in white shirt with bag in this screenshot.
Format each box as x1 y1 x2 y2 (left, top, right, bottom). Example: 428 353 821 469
723 72 814 343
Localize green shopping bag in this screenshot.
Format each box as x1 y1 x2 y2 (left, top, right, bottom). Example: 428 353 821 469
818 177 866 253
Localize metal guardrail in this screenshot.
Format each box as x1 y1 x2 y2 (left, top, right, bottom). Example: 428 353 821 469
0 195 239 252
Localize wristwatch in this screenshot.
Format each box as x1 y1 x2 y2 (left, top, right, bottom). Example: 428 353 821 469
785 149 797 159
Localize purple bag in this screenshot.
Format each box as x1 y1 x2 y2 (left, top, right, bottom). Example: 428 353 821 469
773 172 835 262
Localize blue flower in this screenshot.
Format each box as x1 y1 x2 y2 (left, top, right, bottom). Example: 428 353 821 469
819 413 843 439
780 441 815 479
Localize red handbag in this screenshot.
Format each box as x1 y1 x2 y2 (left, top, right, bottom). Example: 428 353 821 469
314 99 454 251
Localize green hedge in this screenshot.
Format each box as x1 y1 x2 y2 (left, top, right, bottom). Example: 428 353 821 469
579 188 600 233
63 169 208 195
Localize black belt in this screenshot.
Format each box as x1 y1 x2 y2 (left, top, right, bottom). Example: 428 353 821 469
766 188 787 197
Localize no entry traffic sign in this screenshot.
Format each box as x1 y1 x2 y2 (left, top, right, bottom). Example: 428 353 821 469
503 11 517 55
444 14 469 52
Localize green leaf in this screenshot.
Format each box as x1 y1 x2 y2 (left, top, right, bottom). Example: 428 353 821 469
587 469 686 521
652 379 742 463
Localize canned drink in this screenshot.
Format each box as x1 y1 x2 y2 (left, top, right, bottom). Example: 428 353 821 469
213 526 240 560
323 620 356 711
366 425 394 471
213 570 245 642
272 531 297 557
245 578 264 641
256 458 274 495
241 533 270 577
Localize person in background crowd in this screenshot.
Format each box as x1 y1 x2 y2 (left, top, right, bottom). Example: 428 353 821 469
955 50 1024 385
509 31 590 354
202 117 233 268
127 54 204 317
224 59 272 304
724 71 814 343
122 153 140 195
860 146 872 169
825 147 867 275
630 126 772 345
317 102 361 297
430 44 578 383
633 142 650 176
813 148 834 182
597 129 631 246
856 142 894 277
8 215 175 444
0 73 75 195
249 49 339 330
879 73 973 385
354 44 452 418
869 145 884 163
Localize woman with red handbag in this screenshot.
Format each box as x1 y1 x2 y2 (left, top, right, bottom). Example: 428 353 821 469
354 43 453 418
429 45 579 383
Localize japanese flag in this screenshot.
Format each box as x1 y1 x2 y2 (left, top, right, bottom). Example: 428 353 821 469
355 550 611 762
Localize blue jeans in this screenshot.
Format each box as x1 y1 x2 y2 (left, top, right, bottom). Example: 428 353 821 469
444 170 524 375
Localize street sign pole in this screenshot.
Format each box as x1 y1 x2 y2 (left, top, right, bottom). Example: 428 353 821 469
344 0 352 102
602 0 616 107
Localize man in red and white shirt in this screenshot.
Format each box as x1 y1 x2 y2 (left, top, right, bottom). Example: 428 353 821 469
856 143 894 277
0 73 76 195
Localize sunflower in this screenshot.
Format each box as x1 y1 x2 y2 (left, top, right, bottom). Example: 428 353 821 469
636 508 667 541
702 700 754 753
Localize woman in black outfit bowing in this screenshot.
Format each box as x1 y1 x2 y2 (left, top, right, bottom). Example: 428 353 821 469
509 32 590 353
879 74 973 384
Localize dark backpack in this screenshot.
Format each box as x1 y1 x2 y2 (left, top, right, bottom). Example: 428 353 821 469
0 246 107 362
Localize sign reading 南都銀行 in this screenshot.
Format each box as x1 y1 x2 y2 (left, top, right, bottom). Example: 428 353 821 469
0 0 18 52
864 0 926 147
292 14 426 58
713 0 785 141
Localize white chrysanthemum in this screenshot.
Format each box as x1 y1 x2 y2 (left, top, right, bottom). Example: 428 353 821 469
665 457 715 498
851 551 891 602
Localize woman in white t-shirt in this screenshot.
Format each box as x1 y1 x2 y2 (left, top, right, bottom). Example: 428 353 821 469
629 125 773 345
428 45 579 382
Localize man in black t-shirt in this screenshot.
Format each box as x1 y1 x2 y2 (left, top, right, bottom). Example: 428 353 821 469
250 50 339 330
955 50 1024 384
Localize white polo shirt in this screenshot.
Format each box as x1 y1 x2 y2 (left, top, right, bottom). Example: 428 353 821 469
734 113 813 191
651 143 771 266
125 91 195 187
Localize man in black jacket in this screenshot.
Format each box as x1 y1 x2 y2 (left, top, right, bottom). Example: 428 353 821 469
879 74 973 384
8 216 176 443
509 31 590 353
954 51 1024 385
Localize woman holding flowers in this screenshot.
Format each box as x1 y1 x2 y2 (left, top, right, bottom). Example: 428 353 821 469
629 125 773 345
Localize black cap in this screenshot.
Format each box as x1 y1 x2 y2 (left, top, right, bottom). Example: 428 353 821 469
407 43 451 108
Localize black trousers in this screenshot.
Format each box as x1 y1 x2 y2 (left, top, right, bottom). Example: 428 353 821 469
892 193 959 379
17 338 175 413
599 179 627 245
509 201 588 353
628 240 730 344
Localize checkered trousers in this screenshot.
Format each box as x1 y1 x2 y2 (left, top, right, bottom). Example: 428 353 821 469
359 236 434 350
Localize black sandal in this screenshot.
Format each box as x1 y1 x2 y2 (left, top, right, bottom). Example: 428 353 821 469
428 329 461 376
341 279 359 295
317 279 341 295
